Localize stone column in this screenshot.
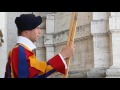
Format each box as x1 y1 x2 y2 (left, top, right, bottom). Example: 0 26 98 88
106 12 120 78
36 16 46 61
44 14 55 61
0 12 7 78
87 12 110 78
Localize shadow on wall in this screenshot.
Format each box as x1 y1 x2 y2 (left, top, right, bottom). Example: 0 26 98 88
0 30 4 46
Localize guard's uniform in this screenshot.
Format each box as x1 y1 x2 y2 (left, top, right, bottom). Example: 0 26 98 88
5 36 67 78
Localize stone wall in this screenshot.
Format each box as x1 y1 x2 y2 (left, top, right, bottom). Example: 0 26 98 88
52 12 111 78
53 12 93 78
106 12 120 78
0 12 7 78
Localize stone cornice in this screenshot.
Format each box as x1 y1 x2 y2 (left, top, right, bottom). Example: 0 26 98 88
53 24 92 46
54 34 93 46
107 30 120 35
91 33 108 36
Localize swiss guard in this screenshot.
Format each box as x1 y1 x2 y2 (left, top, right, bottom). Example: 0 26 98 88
5 14 75 78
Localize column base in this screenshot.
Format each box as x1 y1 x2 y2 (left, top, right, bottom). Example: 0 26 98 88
68 70 88 78
87 68 108 78
106 66 120 78
48 70 88 78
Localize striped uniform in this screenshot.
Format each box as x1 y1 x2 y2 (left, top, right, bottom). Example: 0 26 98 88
5 44 66 78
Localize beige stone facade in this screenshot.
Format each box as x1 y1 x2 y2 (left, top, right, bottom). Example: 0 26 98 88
1 12 120 78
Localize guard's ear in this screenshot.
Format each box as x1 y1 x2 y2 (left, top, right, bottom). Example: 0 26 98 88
25 30 30 34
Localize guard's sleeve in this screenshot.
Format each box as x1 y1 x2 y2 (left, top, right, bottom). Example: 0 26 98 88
28 54 66 78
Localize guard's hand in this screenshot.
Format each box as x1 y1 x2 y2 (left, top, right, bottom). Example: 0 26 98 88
60 43 75 59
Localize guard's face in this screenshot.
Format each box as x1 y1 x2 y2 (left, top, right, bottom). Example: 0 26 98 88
28 26 41 42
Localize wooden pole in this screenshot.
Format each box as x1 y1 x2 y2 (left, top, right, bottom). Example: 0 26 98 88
61 12 78 78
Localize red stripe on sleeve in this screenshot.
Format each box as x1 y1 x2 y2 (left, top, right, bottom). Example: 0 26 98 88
48 54 65 74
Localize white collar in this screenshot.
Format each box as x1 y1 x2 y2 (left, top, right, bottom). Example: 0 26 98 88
17 36 36 51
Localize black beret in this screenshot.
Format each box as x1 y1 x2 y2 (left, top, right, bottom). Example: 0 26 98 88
15 14 42 31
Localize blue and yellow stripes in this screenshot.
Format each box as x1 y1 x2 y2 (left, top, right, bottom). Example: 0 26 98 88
18 45 29 78
5 44 59 78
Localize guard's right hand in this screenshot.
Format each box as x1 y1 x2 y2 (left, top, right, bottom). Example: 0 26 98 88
60 43 75 59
